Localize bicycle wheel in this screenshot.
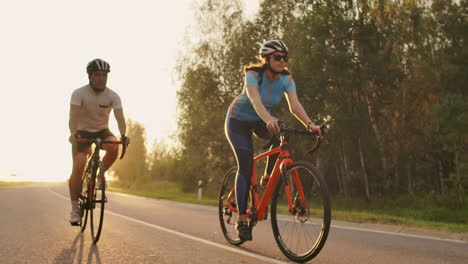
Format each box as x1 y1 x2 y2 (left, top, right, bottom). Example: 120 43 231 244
271 161 331 263
79 168 91 232
90 161 105 244
218 166 245 246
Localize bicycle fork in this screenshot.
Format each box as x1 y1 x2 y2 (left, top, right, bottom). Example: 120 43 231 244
281 166 309 221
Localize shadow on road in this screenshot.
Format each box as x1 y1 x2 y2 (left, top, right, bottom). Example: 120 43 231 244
53 232 85 263
53 232 103 264
86 244 102 264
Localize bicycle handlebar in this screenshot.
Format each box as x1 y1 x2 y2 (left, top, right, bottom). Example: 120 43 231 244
77 138 129 159
262 122 328 155
77 138 123 144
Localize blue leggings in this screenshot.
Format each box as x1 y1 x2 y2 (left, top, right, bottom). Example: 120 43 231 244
225 117 279 215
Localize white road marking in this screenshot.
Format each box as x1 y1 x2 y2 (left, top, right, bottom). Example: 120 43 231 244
49 189 289 264
330 224 467 244
275 214 466 244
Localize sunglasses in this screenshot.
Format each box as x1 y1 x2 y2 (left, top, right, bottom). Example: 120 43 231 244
272 54 288 62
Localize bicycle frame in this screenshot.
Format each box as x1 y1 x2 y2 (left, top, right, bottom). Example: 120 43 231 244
87 139 103 205
226 138 306 222
80 138 125 207
220 123 329 262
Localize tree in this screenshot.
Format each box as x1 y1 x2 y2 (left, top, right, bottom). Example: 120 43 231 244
173 0 467 202
110 119 147 187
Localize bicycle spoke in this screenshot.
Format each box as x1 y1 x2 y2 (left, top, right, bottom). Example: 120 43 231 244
271 161 331 262
218 167 245 246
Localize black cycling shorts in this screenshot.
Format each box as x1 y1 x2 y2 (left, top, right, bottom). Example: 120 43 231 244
72 129 115 154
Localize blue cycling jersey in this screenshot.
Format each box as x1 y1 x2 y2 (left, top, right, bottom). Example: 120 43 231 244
227 70 296 121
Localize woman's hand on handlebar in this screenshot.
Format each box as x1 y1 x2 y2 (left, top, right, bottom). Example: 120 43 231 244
266 118 281 135
307 122 325 139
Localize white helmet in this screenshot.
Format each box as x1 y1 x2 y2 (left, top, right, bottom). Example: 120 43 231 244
259 40 288 57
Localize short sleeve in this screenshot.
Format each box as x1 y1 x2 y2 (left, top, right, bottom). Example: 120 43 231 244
285 76 296 93
70 89 82 106
245 71 259 87
112 93 123 110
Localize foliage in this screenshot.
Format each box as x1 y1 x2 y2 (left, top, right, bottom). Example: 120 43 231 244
171 0 467 203
113 0 467 211
110 119 148 187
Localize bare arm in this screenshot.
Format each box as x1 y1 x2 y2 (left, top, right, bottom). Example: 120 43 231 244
246 85 280 134
113 108 127 136
69 104 80 135
285 91 322 136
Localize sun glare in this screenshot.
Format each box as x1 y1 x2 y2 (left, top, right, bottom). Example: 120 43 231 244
0 0 260 182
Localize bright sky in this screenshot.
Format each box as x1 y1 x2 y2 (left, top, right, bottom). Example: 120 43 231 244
0 0 260 182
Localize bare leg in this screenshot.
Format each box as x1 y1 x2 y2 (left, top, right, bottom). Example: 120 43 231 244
69 152 87 201
102 136 119 172
238 215 248 222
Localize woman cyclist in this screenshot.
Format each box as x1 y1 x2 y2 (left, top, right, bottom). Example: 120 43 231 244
225 40 323 241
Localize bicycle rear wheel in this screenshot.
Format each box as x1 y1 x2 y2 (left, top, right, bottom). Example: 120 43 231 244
90 161 105 244
271 161 331 263
218 166 245 246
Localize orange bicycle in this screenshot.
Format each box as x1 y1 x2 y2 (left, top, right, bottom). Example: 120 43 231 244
218 122 331 263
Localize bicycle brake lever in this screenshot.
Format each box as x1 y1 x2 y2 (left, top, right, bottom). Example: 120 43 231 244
119 145 127 159
320 124 328 139
307 124 328 155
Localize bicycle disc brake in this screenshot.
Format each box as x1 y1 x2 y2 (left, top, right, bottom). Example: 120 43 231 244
293 196 310 223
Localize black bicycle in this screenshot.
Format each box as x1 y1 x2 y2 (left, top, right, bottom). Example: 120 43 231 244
78 137 128 244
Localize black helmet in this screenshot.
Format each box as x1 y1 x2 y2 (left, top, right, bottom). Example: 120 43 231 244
259 40 288 57
86 59 110 75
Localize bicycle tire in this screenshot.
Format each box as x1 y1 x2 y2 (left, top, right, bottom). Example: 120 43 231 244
218 166 245 246
271 161 331 263
79 169 91 232
90 161 105 244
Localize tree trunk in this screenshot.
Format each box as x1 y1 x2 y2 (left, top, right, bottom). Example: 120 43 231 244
438 159 445 196
365 81 389 189
407 158 413 196
455 151 465 204
393 153 400 193
341 139 350 197
358 137 371 201
336 166 343 195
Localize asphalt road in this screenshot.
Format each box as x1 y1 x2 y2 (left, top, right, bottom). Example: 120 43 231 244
0 183 466 264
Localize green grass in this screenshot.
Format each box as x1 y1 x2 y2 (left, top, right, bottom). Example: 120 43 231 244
108 180 218 206
0 181 32 187
330 195 468 232
331 209 468 232
108 181 468 233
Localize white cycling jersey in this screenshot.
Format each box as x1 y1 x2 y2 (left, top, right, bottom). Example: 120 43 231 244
70 85 122 132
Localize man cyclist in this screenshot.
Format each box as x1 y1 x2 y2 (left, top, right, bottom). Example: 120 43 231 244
68 58 128 225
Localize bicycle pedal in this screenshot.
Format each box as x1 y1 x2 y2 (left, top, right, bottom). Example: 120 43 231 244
70 221 80 226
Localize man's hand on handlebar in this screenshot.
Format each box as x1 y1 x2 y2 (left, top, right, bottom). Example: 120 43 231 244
121 135 130 147
69 131 80 144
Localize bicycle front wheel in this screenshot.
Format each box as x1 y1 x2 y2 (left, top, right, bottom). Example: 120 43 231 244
271 161 331 263
218 166 245 246
79 170 91 232
90 161 105 244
